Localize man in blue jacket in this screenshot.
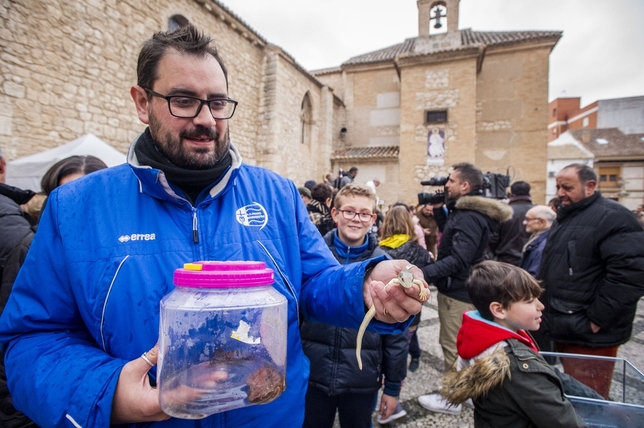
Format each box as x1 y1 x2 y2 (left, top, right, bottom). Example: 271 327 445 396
0 25 426 428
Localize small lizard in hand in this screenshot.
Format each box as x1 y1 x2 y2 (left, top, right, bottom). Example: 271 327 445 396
355 265 429 370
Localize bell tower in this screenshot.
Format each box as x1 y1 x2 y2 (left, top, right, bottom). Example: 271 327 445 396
415 0 462 53
418 0 460 36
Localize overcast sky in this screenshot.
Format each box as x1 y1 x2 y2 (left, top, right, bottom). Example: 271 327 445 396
219 0 644 106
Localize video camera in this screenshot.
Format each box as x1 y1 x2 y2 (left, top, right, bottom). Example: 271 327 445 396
482 171 511 199
417 170 511 206
418 176 448 205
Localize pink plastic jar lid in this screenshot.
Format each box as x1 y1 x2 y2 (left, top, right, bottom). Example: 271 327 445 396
173 261 274 288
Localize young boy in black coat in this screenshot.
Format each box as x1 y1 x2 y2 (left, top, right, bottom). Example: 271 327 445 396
300 184 408 428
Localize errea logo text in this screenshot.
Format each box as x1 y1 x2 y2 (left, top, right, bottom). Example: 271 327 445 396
118 233 156 243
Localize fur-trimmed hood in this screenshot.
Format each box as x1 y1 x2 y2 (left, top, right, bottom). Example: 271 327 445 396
441 344 511 405
454 195 513 224
441 311 539 405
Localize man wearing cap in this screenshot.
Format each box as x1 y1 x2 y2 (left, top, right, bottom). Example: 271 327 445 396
298 186 312 205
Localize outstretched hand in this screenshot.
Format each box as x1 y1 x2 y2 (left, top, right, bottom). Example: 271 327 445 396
363 260 429 323
111 344 170 424
379 394 399 421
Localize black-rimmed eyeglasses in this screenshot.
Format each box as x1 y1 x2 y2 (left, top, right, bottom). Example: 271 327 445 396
338 209 375 222
144 88 238 119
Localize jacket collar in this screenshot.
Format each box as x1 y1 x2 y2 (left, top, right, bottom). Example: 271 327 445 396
452 195 514 223
524 228 549 252
556 192 601 221
126 131 243 203
509 195 532 204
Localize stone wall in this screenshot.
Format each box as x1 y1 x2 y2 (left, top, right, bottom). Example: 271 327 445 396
348 67 401 148
476 45 552 203
0 0 336 186
398 57 478 205
258 48 333 184
337 66 403 203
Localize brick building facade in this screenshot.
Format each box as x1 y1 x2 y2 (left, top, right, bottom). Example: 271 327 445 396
0 0 340 186
548 98 599 142
317 0 560 205
549 95 644 142
1 0 560 203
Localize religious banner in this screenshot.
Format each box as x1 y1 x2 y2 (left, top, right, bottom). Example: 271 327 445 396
427 126 445 165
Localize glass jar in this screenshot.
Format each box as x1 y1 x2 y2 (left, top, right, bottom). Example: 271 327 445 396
158 261 287 419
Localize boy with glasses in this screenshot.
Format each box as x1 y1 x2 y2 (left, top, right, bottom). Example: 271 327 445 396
301 184 409 427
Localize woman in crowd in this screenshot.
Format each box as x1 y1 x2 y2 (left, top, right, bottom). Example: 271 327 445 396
379 205 434 370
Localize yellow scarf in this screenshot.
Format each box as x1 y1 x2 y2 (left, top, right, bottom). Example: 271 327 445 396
379 234 411 249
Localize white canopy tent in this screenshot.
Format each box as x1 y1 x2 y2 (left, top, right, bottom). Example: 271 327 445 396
6 134 127 191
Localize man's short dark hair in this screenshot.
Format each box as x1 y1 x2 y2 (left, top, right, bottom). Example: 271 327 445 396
510 181 530 196
348 167 358 175
137 24 228 91
452 162 483 192
311 183 332 204
563 163 597 184
467 261 542 321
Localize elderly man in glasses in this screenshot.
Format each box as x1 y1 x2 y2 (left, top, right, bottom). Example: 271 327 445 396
519 205 556 278
0 25 427 428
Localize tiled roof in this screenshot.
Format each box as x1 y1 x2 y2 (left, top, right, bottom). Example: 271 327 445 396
310 66 343 76
343 29 561 66
331 146 399 160
568 128 644 158
548 144 593 161
461 29 562 46
343 39 416 66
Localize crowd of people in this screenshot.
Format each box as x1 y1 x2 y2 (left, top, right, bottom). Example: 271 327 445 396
291 157 644 427
0 23 643 428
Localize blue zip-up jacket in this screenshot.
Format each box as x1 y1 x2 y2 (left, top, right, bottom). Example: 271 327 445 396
0 134 408 428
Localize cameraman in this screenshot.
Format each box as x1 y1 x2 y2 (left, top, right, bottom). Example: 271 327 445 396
417 162 512 415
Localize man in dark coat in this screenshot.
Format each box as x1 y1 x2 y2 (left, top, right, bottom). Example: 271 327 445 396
539 163 644 399
492 181 533 265
418 162 512 415
338 166 358 189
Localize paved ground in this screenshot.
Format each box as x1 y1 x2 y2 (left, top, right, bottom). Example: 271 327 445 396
366 286 644 427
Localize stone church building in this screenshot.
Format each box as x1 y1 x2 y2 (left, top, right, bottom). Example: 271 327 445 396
1 0 560 203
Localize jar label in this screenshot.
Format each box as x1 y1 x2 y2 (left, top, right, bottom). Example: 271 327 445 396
230 320 261 345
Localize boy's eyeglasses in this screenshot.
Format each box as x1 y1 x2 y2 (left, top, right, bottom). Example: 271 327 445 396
338 209 375 222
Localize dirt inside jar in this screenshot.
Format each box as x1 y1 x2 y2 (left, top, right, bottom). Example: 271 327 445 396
246 366 286 404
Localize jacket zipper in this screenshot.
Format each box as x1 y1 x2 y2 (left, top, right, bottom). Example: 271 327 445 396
192 208 199 243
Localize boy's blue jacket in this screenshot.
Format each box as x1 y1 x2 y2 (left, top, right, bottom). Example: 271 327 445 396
0 135 408 428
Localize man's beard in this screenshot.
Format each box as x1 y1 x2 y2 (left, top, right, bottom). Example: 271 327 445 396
149 113 229 170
